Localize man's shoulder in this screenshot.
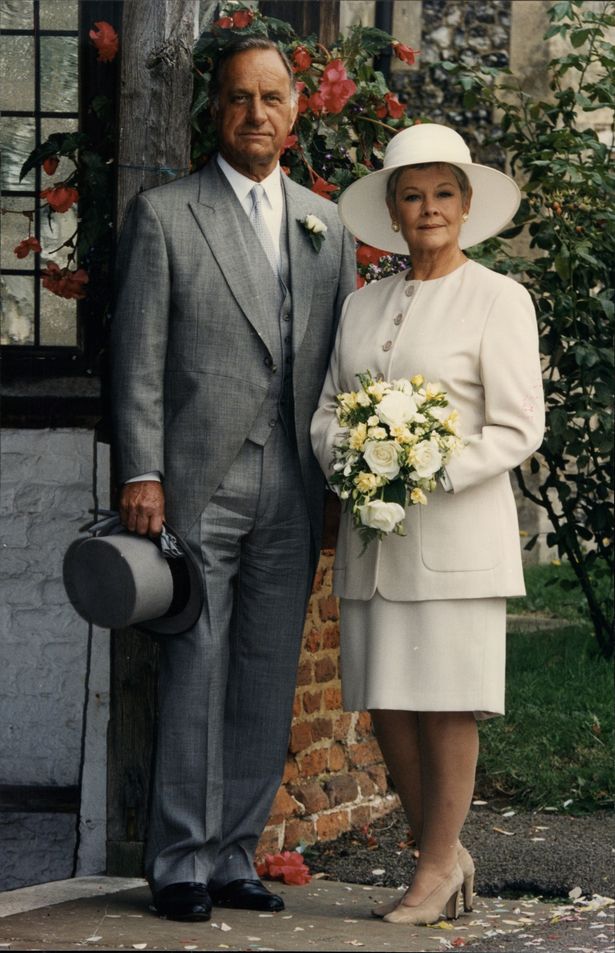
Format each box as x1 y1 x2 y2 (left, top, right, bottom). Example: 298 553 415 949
283 176 343 228
134 166 208 211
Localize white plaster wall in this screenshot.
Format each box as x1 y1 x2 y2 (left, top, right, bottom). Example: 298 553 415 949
0 429 110 889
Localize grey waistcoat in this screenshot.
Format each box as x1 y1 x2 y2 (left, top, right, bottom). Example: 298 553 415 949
247 208 294 446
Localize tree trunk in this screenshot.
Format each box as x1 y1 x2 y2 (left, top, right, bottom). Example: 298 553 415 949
107 0 197 878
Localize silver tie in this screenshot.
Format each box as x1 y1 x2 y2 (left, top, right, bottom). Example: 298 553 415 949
250 183 279 276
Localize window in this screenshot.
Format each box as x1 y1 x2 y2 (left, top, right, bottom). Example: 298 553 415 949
1 0 117 390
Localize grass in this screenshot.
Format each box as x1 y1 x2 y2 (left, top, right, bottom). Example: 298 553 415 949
476 564 614 813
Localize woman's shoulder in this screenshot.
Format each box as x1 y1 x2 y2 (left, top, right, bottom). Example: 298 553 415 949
466 259 531 302
344 269 407 311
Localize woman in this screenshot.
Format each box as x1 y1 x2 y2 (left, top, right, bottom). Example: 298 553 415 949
311 124 545 925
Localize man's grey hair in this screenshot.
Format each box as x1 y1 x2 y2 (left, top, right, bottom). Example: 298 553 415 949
210 37 298 108
386 162 472 207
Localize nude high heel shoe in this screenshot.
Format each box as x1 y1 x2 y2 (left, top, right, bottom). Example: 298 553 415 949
383 863 463 926
458 844 475 912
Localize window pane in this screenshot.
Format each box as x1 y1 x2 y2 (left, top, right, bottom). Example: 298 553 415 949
40 285 77 345
40 203 78 269
39 0 78 30
0 0 33 30
40 36 78 113
0 35 35 111
1 274 35 345
0 116 36 190
1 196 37 271
41 116 78 183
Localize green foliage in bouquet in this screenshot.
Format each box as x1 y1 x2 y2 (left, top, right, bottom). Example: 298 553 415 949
440 0 614 657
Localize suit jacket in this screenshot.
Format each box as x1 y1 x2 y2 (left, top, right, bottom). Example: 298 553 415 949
310 259 545 601
111 160 356 554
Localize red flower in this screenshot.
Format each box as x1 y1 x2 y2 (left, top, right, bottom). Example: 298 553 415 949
356 244 386 267
232 9 254 28
292 46 313 72
256 851 311 886
318 59 357 114
214 15 233 28
375 103 387 119
311 175 337 200
42 156 59 176
356 274 366 288
40 185 79 213
297 94 310 115
281 134 298 154
41 263 89 300
14 237 42 259
308 90 325 114
385 92 405 119
89 21 119 63
392 41 420 66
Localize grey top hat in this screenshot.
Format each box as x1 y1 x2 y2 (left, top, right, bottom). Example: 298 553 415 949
63 512 203 635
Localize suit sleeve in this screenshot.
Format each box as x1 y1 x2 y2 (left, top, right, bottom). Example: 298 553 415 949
444 282 545 493
111 194 170 484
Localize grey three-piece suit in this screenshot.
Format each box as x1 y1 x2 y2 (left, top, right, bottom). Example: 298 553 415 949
111 159 355 890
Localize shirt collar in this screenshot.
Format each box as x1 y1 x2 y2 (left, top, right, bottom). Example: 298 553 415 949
217 154 283 208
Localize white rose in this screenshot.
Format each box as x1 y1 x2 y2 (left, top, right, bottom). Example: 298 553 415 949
358 500 406 534
363 440 401 479
304 213 327 234
376 390 418 428
409 440 443 478
392 378 414 395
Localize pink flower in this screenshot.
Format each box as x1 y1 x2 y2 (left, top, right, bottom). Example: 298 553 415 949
14 237 42 259
392 41 420 66
89 21 119 63
318 59 357 114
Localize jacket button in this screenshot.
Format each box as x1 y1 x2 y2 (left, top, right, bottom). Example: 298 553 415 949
393 313 403 326
405 285 415 297
282 313 291 322
382 340 393 351
269 418 277 428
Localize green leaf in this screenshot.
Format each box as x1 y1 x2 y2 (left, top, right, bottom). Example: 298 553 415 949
382 479 407 508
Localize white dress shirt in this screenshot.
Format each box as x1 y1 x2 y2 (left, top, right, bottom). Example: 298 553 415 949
126 156 286 486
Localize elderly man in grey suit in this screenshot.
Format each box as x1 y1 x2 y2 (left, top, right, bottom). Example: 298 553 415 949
111 37 355 922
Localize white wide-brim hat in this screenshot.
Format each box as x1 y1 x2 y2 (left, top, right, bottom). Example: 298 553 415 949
338 123 521 252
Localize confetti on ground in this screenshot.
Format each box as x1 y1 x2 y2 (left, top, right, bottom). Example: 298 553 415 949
371 868 386 876
132 946 147 951
493 827 516 835
85 938 103 943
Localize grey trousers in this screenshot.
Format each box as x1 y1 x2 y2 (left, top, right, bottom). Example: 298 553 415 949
144 426 312 891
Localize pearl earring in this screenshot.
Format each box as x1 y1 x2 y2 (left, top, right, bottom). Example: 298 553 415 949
391 222 400 232
462 212 469 222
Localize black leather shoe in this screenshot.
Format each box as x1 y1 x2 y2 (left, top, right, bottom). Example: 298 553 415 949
210 878 285 912
153 881 212 921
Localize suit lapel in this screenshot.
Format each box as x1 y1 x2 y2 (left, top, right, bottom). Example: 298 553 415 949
188 161 277 355
283 175 318 356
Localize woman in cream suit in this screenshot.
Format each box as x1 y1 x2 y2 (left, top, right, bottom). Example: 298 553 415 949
311 125 545 926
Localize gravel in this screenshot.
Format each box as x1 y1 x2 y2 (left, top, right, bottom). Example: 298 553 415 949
305 803 615 900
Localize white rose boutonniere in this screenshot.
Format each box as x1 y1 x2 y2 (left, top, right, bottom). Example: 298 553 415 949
300 213 328 252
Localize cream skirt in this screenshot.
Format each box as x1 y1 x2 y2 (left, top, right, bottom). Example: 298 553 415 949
340 593 506 720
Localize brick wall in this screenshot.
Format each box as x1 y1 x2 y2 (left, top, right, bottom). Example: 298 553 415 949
257 550 398 858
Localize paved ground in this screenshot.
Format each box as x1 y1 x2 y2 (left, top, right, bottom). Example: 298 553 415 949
0 806 612 951
0 875 612 952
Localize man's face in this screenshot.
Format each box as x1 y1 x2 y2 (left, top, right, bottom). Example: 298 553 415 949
215 48 298 180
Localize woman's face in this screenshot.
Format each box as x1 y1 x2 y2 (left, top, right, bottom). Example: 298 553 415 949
388 163 470 258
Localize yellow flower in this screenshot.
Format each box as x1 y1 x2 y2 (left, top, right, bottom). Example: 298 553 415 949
368 426 388 440
390 425 414 444
354 471 378 493
444 409 460 433
349 422 368 450
425 381 444 400
367 381 387 401
410 487 428 505
411 374 424 387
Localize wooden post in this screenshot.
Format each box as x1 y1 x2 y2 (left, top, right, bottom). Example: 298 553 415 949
107 0 198 877
260 1 340 47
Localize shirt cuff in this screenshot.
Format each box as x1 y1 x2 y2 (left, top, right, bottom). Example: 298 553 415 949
125 471 161 484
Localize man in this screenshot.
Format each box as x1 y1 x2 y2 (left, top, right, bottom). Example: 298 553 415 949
111 37 355 922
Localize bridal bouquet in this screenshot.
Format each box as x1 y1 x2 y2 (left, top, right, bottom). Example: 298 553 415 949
330 370 464 549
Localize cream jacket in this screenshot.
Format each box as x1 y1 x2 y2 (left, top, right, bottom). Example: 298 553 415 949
310 260 545 601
